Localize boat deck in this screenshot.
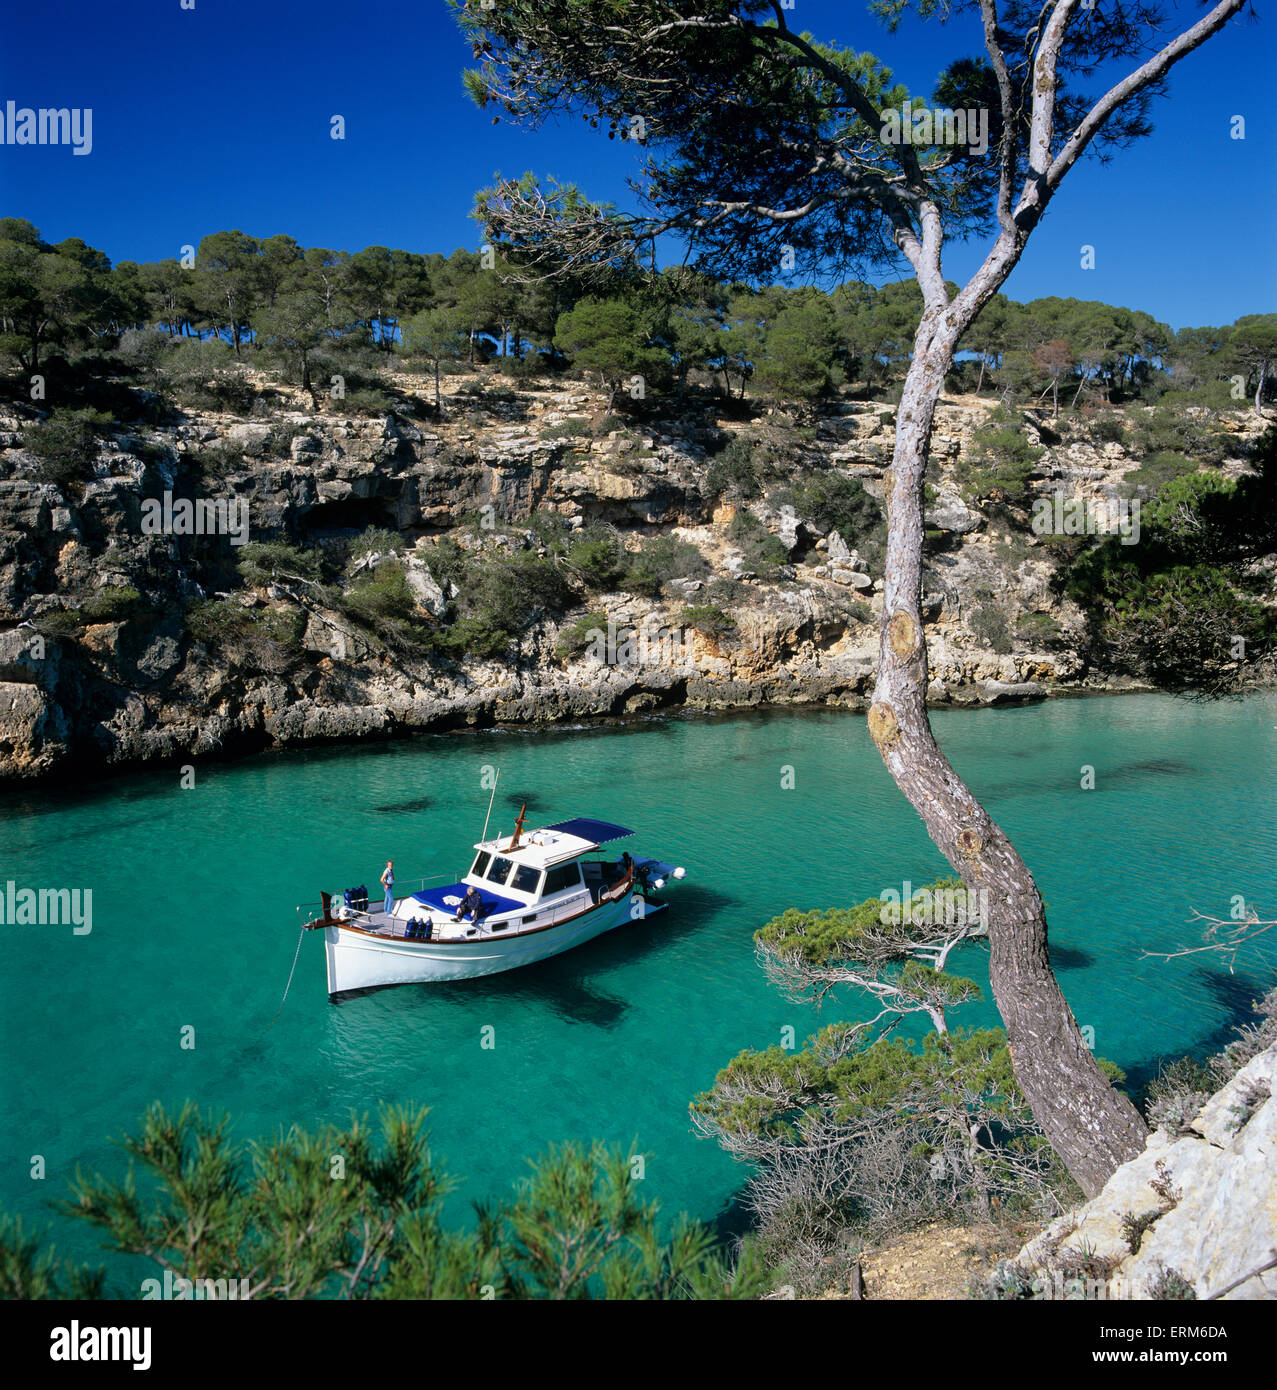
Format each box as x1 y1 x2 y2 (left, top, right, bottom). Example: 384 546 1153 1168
336 860 637 943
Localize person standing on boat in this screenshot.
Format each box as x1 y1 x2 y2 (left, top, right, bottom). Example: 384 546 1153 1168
380 860 395 915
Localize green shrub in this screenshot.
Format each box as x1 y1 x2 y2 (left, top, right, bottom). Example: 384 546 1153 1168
624 535 708 597
182 443 241 482
566 536 626 592
1086 415 1126 445
496 352 545 380
726 511 790 578
23 407 115 492
772 471 886 568
679 604 736 639
184 598 303 667
341 388 397 417
34 609 87 640
1124 451 1201 498
264 421 308 458
463 552 575 634
554 610 609 660
1015 611 1062 646
957 411 1044 504
348 527 406 566
344 562 417 623
237 540 323 589
524 510 576 554
423 537 467 593
539 417 592 441
158 340 256 413
35 586 144 639
437 613 513 660
1128 404 1231 466
970 603 1012 654
705 436 760 501
80 587 144 624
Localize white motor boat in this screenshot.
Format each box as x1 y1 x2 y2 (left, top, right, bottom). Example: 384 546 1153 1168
304 809 686 997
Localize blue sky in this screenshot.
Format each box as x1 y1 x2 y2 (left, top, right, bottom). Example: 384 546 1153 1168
1 0 1272 329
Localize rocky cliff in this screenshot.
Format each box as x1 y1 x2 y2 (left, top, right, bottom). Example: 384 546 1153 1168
0 371 1268 781
1007 1040 1277 1300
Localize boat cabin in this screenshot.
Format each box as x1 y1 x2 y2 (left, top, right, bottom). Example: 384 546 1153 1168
402 817 641 937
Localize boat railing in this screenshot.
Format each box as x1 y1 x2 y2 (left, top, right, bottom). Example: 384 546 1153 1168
330 873 459 926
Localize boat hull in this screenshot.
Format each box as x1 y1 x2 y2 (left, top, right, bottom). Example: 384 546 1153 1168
325 892 663 995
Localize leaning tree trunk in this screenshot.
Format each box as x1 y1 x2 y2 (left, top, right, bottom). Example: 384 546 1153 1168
867 312 1149 1198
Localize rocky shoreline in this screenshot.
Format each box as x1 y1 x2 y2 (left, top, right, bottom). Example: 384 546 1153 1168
1 373 1269 784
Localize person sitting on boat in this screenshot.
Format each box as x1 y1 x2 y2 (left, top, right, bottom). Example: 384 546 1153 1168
380 860 395 915
455 885 484 922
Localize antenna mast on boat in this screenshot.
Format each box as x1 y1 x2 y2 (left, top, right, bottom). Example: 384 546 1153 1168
481 768 500 843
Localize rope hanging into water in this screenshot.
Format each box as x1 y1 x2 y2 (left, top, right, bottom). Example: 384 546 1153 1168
258 923 307 1039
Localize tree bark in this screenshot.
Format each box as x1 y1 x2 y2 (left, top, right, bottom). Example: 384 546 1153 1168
868 309 1149 1197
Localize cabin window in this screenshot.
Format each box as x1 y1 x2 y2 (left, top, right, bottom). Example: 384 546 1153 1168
487 857 515 884
511 865 542 895
542 861 583 895
471 851 492 878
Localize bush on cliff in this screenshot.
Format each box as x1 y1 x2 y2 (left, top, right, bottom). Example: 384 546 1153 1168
624 535 708 598
554 610 609 660
22 407 115 493
726 511 790 578
184 598 303 671
705 435 761 501
955 409 1044 504
678 604 735 639
1063 430 1277 690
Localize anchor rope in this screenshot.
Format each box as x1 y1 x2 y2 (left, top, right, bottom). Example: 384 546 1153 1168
258 923 307 1039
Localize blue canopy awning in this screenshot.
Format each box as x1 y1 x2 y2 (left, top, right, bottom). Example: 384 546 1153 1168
547 817 635 845
411 883 523 919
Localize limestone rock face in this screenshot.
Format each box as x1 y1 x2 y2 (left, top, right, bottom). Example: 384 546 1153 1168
1 382 1270 781
925 491 983 534
1014 1043 1277 1300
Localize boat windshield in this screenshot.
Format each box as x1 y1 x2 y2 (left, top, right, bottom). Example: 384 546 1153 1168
471 851 492 878
487 856 515 884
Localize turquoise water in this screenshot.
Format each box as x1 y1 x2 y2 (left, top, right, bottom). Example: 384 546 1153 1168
2 692 1275 1277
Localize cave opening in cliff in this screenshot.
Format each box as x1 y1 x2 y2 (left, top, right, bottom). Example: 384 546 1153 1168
301 498 403 538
